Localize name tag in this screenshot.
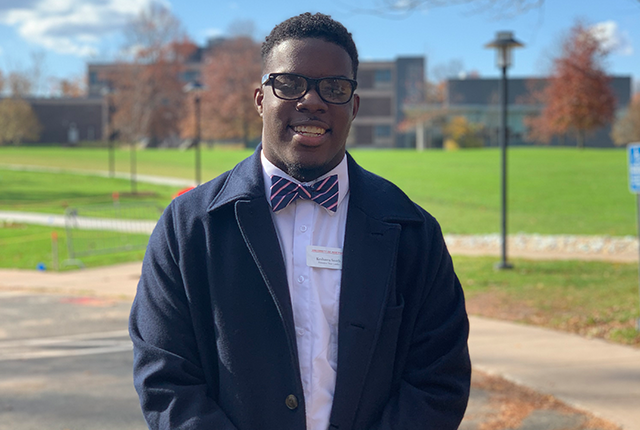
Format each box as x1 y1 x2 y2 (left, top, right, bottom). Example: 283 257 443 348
306 245 343 270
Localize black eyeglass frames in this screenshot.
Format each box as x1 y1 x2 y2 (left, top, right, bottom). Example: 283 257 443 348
261 73 357 105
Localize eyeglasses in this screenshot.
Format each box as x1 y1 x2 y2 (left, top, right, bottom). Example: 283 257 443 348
261 73 358 105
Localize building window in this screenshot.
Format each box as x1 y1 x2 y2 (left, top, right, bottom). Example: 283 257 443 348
89 71 99 85
374 125 392 138
375 69 392 84
181 70 201 83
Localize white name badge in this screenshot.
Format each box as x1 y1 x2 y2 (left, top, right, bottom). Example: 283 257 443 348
306 245 343 270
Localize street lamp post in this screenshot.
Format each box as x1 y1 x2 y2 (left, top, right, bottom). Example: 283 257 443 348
101 87 115 178
485 31 524 270
184 81 204 185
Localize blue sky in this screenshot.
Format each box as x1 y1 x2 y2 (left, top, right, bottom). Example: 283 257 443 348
0 0 638 92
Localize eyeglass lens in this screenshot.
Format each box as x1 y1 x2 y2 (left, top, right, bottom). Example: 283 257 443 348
272 74 354 104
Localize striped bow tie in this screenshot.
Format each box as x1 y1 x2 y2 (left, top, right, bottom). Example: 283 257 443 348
270 175 339 212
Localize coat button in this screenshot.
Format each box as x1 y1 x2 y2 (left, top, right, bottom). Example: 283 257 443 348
285 394 298 410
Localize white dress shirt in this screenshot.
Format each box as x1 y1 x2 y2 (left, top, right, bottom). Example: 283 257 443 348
261 150 349 430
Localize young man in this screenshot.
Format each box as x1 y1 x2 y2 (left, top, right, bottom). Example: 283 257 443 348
130 12 470 430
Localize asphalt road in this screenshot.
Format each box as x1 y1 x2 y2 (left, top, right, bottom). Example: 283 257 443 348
0 291 146 430
0 287 624 430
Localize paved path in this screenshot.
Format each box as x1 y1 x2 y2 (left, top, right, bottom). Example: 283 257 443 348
0 263 638 429
0 211 156 233
3 209 638 263
0 163 195 187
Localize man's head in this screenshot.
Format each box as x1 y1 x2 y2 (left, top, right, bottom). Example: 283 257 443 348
255 13 360 182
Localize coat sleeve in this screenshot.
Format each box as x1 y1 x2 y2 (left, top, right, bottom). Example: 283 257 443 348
370 218 471 430
129 203 239 430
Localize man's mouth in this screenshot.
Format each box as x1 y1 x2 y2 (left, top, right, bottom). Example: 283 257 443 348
292 125 327 136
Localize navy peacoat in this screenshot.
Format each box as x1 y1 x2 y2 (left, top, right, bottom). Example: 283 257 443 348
129 147 471 429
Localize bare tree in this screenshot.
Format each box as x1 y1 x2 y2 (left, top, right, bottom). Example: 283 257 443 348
431 59 465 82
227 19 258 39
7 72 32 97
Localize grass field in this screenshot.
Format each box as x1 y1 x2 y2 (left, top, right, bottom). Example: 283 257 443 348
0 146 635 235
455 255 640 346
0 168 181 216
0 223 148 271
1 145 638 346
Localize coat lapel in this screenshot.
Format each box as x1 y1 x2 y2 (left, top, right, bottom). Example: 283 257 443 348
329 155 422 430
329 207 400 430
207 148 298 354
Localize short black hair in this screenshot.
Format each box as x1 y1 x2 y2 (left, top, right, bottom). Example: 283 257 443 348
262 12 359 79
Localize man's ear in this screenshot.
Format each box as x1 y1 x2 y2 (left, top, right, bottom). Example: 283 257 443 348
351 93 360 119
254 87 264 117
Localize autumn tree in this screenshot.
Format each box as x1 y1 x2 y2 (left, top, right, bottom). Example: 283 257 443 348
7 72 32 97
443 115 484 149
612 93 640 145
55 76 86 98
0 98 42 145
197 37 262 145
109 3 195 145
526 22 616 148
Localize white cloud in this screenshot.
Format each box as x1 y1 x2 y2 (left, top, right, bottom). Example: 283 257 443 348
203 28 223 39
590 20 634 56
0 0 170 57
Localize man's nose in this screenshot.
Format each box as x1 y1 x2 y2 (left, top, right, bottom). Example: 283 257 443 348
296 86 328 113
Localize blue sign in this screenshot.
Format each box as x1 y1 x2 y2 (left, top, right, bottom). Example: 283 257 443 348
629 143 640 193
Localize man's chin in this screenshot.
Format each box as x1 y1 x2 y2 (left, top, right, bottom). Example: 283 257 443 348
283 162 330 183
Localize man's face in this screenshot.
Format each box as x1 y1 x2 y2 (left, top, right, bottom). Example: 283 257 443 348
254 38 359 182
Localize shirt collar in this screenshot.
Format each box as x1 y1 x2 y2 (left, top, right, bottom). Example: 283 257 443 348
261 150 349 214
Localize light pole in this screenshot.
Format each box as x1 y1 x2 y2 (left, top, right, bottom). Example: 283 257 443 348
184 81 204 185
485 31 524 270
101 87 115 178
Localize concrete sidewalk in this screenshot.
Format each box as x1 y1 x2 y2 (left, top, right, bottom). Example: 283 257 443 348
0 263 638 429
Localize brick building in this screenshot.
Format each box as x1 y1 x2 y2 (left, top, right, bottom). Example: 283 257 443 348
8 97 105 145
406 76 632 149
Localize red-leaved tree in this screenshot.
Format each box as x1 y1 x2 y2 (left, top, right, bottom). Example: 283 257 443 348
196 37 262 146
108 4 196 145
526 21 616 148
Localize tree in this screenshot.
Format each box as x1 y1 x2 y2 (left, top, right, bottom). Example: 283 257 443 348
612 93 640 145
109 3 195 145
7 72 32 97
198 37 262 146
0 98 42 145
443 115 484 149
526 22 616 148
55 76 86 98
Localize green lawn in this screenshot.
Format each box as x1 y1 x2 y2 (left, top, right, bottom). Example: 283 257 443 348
1 146 638 347
455 255 640 346
1 146 635 235
0 168 181 216
0 223 147 271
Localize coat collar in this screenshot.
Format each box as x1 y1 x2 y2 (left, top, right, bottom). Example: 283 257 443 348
207 144 424 225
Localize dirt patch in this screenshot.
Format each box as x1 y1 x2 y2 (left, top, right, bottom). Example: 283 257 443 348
466 291 640 346
469 370 622 430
